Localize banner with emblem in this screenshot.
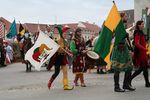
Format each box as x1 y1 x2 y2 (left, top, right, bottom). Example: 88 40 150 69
25 31 59 71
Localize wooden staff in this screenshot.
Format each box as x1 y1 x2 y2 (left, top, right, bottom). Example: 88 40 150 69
61 47 73 57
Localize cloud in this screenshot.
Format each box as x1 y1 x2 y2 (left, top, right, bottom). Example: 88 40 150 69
0 0 134 26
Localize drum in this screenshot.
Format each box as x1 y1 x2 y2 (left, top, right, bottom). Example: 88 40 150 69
84 51 99 69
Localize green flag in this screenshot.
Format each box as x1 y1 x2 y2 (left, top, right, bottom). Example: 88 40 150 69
94 3 126 59
6 20 17 39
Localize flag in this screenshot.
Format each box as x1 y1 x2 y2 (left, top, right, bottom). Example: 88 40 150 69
55 25 63 37
0 21 5 38
6 20 17 39
94 3 126 60
25 31 59 71
19 23 25 36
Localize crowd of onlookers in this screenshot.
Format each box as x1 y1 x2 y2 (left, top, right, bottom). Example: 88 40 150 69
0 38 13 67
0 38 22 67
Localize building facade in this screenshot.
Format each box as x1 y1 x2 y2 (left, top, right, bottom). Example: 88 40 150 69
0 17 100 42
134 0 150 22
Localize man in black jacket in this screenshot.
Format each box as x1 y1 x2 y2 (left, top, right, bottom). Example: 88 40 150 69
0 38 6 67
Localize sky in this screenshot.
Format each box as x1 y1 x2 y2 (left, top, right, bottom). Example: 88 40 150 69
0 0 134 26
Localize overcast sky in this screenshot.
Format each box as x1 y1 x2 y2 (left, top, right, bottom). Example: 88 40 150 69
0 0 134 26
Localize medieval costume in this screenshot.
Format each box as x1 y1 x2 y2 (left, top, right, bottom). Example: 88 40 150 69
111 40 135 92
110 12 135 92
70 28 87 87
111 42 133 72
130 20 150 87
47 25 73 90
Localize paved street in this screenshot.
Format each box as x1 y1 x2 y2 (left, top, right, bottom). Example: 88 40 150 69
0 63 150 100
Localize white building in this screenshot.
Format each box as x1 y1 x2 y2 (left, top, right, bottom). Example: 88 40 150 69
134 0 150 22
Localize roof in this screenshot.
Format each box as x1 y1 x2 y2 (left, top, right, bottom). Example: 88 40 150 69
62 22 100 34
0 17 100 35
81 22 100 33
24 22 100 35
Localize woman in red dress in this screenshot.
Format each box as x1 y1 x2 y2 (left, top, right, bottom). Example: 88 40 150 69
70 28 87 87
130 20 150 87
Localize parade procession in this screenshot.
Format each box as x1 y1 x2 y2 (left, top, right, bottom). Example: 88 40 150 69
0 0 150 100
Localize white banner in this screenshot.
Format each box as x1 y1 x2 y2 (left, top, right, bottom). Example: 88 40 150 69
25 31 59 71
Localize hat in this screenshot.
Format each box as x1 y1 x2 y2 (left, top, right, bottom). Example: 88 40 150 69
75 28 82 33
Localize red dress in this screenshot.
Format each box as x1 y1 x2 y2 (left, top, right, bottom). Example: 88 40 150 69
133 31 148 67
72 39 86 73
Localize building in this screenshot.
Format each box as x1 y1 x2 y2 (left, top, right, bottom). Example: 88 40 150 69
0 17 11 38
0 17 100 41
134 0 150 22
134 0 150 37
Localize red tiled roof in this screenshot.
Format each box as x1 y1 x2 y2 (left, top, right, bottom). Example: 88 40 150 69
62 22 100 34
24 23 45 33
81 22 100 33
24 23 60 35
0 17 100 35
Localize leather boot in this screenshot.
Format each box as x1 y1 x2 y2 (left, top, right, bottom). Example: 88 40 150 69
28 64 32 72
114 71 119 89
145 83 150 87
80 74 86 87
143 69 150 87
123 85 136 91
114 71 124 92
114 87 125 92
26 64 29 72
123 72 135 91
74 74 79 86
